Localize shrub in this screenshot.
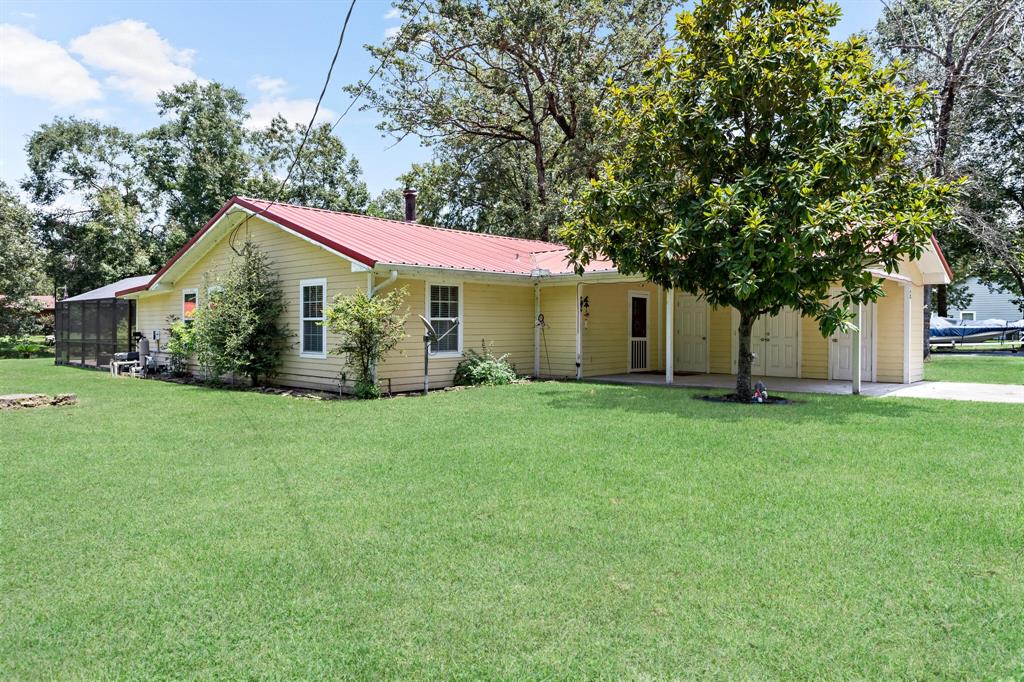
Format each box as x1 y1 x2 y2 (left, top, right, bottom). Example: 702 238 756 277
454 341 517 386
13 341 43 358
165 317 194 376
324 287 408 399
191 240 289 386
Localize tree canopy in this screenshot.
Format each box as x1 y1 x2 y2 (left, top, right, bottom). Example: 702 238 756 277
0 182 46 337
22 81 370 296
563 0 959 398
874 0 1024 315
357 0 673 240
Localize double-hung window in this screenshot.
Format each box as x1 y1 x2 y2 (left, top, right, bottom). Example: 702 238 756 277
182 289 198 325
428 283 461 355
300 279 327 358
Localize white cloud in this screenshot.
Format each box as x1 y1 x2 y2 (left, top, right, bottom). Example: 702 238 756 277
18 12 37 19
250 75 288 97
384 26 402 39
246 97 337 130
0 24 102 106
384 7 401 19
70 19 202 103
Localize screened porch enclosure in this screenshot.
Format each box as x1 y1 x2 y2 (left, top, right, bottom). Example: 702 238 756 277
55 298 136 368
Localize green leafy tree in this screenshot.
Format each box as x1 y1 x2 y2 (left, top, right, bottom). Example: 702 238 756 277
0 182 45 338
563 0 959 400
357 0 673 240
874 0 1023 318
22 118 160 295
324 287 408 398
191 241 289 386
246 116 371 213
143 81 251 248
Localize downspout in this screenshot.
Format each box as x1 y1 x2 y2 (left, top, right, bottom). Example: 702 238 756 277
534 283 541 378
370 270 398 297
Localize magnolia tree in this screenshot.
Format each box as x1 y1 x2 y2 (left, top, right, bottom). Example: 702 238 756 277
563 0 958 400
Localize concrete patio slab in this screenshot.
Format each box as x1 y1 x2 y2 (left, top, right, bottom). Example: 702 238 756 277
588 373 1024 403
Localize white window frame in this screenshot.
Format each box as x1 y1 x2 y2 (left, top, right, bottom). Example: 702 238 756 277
299 278 328 359
959 311 976 321
182 288 199 324
426 281 463 357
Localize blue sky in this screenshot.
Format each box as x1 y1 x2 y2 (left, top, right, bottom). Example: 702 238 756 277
0 0 883 202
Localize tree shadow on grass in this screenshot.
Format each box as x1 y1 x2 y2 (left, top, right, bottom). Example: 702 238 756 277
532 380 928 425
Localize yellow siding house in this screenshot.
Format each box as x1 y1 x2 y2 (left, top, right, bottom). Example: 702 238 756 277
117 196 953 393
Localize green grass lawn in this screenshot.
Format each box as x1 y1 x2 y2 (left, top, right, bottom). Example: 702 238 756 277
925 353 1024 384
2 360 1022 678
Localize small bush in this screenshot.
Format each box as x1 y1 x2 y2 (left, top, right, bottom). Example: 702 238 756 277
165 318 195 376
454 341 517 386
325 287 408 399
13 342 44 358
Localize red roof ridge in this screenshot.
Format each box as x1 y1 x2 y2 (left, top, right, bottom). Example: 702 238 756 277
234 195 563 251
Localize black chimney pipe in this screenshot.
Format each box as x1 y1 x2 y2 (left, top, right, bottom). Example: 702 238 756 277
403 187 418 222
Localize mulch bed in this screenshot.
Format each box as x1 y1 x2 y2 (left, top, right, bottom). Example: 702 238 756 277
0 393 78 410
698 393 794 405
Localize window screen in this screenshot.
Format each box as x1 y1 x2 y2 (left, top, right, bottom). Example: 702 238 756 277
429 284 460 353
301 281 326 355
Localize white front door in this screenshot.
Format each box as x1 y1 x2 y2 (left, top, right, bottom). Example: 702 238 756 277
733 308 800 378
674 293 708 372
761 308 799 377
831 302 874 381
629 293 649 371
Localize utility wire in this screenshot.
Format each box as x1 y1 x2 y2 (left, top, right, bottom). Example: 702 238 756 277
230 0 358 254
328 0 429 136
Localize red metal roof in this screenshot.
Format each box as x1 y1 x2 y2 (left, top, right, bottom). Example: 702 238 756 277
118 197 612 295
232 197 598 275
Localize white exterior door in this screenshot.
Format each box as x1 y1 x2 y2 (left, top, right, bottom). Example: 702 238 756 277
674 294 708 372
831 302 874 381
762 309 799 377
628 293 649 371
733 308 799 378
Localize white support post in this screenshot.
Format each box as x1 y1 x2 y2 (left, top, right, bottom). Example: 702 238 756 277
852 302 862 395
665 287 674 384
575 283 583 380
902 283 912 383
533 284 541 378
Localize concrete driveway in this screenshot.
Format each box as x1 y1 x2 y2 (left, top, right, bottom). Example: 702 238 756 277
592 372 1024 403
879 381 1024 404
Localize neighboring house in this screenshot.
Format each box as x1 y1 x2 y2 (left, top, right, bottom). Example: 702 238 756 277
30 295 55 318
115 195 952 392
947 277 1023 321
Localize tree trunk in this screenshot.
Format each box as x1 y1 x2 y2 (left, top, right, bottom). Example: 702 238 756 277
735 311 756 401
532 125 549 242
935 283 948 318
